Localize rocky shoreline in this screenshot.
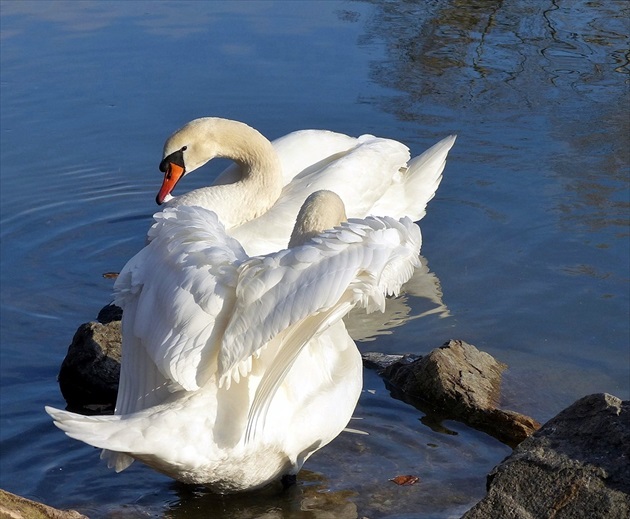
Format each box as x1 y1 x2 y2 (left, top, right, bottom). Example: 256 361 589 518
365 341 629 517
463 393 629 518
7 306 627 518
0 489 87 519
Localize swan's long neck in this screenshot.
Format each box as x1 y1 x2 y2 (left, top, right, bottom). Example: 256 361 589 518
166 118 283 229
289 190 348 247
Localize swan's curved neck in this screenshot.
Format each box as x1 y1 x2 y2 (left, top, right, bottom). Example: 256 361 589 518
289 190 347 247
167 118 284 229
212 120 279 183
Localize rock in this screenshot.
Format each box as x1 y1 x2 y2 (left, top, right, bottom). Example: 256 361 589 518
96 303 122 324
58 318 121 412
0 489 88 519
384 339 507 410
462 393 630 519
363 340 540 446
361 351 420 371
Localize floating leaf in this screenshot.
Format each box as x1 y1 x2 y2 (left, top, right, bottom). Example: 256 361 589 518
103 272 119 279
389 475 420 486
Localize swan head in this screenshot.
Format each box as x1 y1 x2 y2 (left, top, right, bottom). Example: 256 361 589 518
157 145 187 204
156 117 280 206
288 190 348 247
157 118 225 205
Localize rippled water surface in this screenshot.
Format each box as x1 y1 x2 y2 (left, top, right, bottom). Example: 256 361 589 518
1 1 628 518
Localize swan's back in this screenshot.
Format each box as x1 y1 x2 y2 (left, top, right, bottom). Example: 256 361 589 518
157 118 455 257
231 134 454 256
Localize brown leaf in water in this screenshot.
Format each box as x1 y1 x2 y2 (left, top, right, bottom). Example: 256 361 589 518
103 272 119 279
389 475 420 486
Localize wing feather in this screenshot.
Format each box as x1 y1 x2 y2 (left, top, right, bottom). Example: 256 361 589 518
219 216 422 385
244 294 356 444
113 206 246 395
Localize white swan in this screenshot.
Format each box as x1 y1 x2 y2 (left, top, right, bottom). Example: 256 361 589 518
46 191 423 493
156 117 456 256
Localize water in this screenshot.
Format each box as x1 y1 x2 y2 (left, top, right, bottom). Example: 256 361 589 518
1 1 628 517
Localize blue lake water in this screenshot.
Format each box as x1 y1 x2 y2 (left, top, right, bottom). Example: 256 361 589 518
1 1 628 517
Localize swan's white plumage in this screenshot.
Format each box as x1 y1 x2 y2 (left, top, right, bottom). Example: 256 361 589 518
159 118 456 256
46 196 423 492
229 134 444 256
115 205 420 394
221 214 421 382
47 119 456 492
115 209 242 393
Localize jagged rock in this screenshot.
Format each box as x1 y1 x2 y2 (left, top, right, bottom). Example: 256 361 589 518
96 303 122 324
0 489 87 519
363 340 540 446
361 351 420 371
462 393 630 519
58 318 121 412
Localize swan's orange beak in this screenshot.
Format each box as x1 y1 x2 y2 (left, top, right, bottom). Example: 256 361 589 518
156 163 185 205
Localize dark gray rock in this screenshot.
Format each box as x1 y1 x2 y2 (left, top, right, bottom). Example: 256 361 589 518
462 393 630 519
363 339 540 446
96 302 122 324
58 319 121 412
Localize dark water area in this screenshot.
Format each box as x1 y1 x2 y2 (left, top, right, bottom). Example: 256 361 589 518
1 1 628 518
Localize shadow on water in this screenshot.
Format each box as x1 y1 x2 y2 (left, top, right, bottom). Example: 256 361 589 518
162 475 358 519
90 474 358 519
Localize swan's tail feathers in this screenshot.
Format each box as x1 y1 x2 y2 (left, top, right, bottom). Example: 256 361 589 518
371 135 457 222
45 406 135 472
404 135 456 220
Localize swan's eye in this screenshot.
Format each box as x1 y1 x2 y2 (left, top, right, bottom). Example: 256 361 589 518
159 147 186 173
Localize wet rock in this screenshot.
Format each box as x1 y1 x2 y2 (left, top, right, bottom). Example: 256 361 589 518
58 316 121 412
462 393 630 519
0 489 88 519
361 351 420 371
96 303 122 324
363 339 540 446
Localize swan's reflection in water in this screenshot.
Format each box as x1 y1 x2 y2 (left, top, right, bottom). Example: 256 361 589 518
160 471 358 519
344 254 449 342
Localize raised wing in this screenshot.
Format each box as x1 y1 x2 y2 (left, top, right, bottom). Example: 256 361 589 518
370 135 456 221
221 216 422 442
219 215 422 386
114 206 247 398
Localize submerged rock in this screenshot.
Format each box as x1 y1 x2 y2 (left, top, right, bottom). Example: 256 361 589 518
363 339 540 446
0 489 88 519
58 305 122 412
462 393 630 519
